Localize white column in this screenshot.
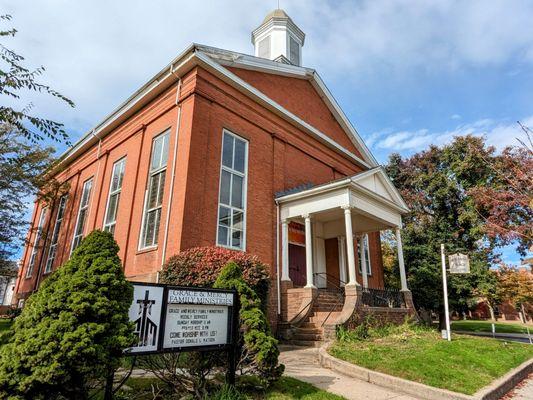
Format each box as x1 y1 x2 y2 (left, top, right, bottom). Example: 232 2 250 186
396 228 408 291
337 236 347 286
281 219 290 281
343 206 359 286
304 214 315 288
360 234 369 288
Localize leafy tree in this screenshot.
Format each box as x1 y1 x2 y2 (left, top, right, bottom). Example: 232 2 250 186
1 14 74 143
0 14 74 270
497 265 533 322
0 125 58 271
386 136 501 326
469 124 532 255
0 231 135 400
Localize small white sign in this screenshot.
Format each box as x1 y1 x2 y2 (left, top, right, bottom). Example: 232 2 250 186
127 284 164 354
163 304 229 349
441 329 448 340
449 253 470 274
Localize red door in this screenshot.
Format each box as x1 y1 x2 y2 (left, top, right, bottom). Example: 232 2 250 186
289 244 306 287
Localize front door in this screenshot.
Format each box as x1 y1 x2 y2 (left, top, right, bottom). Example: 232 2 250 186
289 244 306 287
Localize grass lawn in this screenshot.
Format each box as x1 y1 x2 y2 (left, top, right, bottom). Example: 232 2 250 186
330 325 533 395
115 376 345 399
451 320 531 335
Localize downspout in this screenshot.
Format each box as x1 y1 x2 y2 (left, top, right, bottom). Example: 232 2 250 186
158 72 182 282
276 202 281 316
86 129 102 229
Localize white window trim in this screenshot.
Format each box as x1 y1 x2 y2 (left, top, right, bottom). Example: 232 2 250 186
216 129 248 251
71 178 94 255
44 195 68 274
103 157 126 234
358 234 372 276
138 131 169 250
26 207 48 278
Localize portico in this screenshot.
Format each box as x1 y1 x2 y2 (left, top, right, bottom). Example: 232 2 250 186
276 168 416 339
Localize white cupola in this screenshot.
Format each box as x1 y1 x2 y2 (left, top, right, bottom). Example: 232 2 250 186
252 9 305 66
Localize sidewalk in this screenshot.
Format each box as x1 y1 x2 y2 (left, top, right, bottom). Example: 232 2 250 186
279 345 420 400
454 330 533 344
502 374 533 399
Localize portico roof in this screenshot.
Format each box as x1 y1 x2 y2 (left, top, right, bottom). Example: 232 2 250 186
276 167 409 230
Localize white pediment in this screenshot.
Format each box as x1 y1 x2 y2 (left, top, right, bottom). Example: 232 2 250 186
350 167 409 212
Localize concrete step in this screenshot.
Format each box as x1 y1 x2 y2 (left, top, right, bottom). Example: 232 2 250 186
300 322 320 329
294 327 322 335
288 339 323 347
293 332 323 341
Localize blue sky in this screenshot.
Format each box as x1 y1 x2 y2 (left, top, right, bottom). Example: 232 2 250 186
2 0 532 265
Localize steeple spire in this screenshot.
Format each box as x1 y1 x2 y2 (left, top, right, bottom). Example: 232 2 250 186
252 9 305 66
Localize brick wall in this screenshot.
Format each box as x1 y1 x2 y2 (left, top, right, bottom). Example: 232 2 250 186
15 63 370 333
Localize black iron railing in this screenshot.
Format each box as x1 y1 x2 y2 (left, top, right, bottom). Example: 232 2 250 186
361 287 405 308
313 272 345 326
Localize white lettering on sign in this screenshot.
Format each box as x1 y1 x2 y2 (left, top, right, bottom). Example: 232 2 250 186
162 304 229 349
167 289 234 306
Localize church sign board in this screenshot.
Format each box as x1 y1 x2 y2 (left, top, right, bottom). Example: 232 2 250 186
448 253 470 274
125 283 237 355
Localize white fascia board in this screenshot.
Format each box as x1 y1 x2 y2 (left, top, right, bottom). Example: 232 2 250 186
57 45 197 168
195 51 371 170
275 178 352 203
310 71 379 167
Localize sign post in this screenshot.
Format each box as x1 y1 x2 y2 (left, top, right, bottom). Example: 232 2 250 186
125 283 239 384
440 244 451 342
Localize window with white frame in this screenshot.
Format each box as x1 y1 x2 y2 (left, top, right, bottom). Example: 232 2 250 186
44 195 68 273
71 178 93 253
217 130 248 250
140 131 169 249
104 157 126 235
26 206 47 277
358 234 372 275
289 36 300 65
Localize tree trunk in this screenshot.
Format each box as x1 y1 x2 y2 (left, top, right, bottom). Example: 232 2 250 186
438 311 446 330
488 304 495 321
104 369 114 400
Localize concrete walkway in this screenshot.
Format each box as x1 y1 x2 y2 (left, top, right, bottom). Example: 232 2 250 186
504 374 533 399
279 345 420 400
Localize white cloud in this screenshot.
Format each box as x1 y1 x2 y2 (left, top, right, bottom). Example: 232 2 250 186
1 0 533 147
370 116 533 153
451 114 461 120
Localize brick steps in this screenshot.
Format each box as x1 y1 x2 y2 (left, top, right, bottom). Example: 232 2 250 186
286 289 345 346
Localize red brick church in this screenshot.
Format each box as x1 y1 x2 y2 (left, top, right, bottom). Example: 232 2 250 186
15 10 416 341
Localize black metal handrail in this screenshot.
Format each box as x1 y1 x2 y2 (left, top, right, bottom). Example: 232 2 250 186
361 287 405 308
313 272 346 291
313 273 345 326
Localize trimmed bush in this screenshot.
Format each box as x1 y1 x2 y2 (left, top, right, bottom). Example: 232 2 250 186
160 246 270 308
214 262 283 385
0 231 135 400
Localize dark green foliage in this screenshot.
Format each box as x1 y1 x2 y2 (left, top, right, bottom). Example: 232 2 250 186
0 231 135 399
385 136 502 319
209 384 247 400
214 262 283 385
